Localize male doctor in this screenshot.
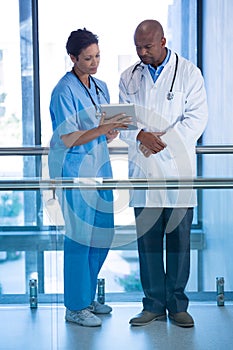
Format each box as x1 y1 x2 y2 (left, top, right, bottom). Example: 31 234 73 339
119 19 208 327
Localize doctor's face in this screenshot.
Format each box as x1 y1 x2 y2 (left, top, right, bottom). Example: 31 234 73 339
134 30 166 68
72 43 100 75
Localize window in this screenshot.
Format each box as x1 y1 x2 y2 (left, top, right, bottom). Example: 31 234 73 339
1 0 211 299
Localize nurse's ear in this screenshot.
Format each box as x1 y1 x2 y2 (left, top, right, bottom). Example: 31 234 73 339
70 54 78 64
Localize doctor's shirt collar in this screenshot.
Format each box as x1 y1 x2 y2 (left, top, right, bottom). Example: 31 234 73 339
148 48 171 83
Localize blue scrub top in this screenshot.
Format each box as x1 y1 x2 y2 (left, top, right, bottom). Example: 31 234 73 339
48 72 112 179
48 72 114 243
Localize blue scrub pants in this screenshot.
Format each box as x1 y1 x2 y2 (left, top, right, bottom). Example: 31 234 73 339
134 207 193 314
63 189 114 311
64 236 111 311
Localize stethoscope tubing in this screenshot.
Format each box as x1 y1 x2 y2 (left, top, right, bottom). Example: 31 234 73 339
72 68 107 115
167 53 178 100
128 53 178 100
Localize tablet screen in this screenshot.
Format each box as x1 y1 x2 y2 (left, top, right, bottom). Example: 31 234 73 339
100 103 138 130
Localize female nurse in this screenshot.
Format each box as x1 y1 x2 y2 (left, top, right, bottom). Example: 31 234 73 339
48 28 130 327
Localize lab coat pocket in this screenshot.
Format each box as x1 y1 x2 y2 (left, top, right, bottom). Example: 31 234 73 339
161 91 185 123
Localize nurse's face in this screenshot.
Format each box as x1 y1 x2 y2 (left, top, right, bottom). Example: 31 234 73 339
73 43 100 75
134 30 166 68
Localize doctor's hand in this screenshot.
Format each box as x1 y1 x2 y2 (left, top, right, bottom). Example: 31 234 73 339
139 143 153 158
137 130 167 154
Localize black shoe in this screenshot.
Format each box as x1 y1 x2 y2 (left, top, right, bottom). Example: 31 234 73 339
129 310 166 326
168 311 194 328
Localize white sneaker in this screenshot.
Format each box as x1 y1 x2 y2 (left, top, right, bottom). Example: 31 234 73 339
65 308 102 327
88 301 112 314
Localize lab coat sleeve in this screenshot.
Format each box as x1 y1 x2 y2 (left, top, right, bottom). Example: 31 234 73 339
161 66 208 157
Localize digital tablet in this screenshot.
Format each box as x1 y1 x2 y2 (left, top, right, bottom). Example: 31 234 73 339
100 103 138 130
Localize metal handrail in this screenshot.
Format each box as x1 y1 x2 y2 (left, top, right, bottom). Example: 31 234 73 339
0 177 232 190
0 145 233 155
195 145 233 154
0 146 232 190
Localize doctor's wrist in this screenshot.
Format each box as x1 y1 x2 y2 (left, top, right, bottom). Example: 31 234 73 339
137 129 145 143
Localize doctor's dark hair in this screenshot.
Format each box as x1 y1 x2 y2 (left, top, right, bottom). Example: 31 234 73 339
66 28 99 58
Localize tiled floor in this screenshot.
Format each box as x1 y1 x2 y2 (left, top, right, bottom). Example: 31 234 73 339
0 302 233 350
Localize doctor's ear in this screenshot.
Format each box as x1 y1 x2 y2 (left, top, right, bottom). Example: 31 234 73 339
161 37 166 47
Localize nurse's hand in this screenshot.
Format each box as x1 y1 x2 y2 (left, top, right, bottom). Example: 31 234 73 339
106 129 119 143
100 112 132 125
98 112 132 133
137 130 167 154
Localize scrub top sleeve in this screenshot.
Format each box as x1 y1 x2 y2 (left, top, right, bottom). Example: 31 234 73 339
50 87 79 137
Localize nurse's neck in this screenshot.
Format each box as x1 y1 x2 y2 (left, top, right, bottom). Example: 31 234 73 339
72 66 90 87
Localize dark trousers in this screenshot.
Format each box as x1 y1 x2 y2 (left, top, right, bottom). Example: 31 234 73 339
134 207 193 314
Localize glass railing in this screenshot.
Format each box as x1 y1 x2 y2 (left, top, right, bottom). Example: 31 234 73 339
0 146 233 305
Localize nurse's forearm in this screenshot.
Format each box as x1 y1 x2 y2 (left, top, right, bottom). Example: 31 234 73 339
61 128 102 148
61 118 129 148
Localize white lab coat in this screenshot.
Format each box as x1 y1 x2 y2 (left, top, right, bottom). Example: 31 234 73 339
119 51 208 207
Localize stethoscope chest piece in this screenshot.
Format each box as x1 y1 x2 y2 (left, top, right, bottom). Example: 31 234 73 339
95 110 102 119
167 92 174 100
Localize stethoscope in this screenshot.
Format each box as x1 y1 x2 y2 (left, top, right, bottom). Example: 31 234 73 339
72 67 107 118
127 53 178 101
